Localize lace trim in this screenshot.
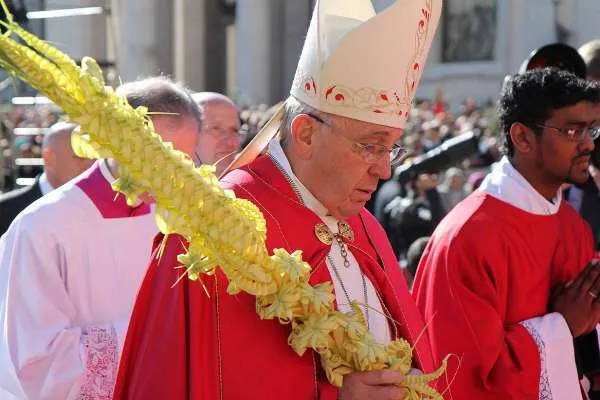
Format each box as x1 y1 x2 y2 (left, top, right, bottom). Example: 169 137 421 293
522 320 553 400
77 325 118 400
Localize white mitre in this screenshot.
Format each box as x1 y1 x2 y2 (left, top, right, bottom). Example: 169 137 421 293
224 0 442 175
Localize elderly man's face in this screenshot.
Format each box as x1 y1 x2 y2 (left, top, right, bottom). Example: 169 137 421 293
293 113 402 219
152 114 200 158
45 132 94 188
196 101 241 174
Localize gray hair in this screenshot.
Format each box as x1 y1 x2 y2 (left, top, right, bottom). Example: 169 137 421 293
443 167 465 185
42 121 77 150
116 76 203 128
191 92 236 108
279 96 319 148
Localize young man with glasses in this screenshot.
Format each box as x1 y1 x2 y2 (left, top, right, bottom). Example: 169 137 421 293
413 68 600 399
114 1 442 399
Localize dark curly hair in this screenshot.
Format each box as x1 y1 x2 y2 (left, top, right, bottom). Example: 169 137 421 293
498 68 600 156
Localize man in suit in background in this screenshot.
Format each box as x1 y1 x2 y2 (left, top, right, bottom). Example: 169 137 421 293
0 121 93 236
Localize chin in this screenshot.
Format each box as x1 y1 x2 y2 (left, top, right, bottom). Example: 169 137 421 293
568 172 590 185
337 203 366 219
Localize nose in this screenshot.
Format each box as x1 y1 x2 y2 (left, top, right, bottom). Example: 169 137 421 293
369 154 393 180
580 128 596 153
220 134 242 149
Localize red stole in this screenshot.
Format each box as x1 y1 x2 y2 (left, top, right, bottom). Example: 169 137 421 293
114 155 435 399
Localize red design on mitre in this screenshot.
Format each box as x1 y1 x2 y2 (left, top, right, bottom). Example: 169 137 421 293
298 75 318 98
288 0 439 127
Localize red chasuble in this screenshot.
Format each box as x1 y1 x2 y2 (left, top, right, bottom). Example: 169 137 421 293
412 191 595 399
113 155 435 399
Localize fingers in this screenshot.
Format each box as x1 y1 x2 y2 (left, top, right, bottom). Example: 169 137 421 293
369 385 408 400
361 369 405 386
551 283 565 301
589 273 600 303
574 260 600 293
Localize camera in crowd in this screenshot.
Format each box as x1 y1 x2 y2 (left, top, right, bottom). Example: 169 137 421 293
393 128 482 185
393 42 600 184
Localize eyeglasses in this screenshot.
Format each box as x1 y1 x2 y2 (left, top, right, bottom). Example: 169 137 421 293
534 123 600 141
307 113 407 166
203 124 246 142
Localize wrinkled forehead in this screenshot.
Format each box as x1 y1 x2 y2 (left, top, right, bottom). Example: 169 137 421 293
202 101 240 125
151 112 199 131
326 112 403 141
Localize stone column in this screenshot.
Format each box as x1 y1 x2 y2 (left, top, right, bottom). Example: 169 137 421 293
280 0 311 100
44 0 107 62
173 0 206 91
235 0 272 105
572 0 600 46
109 0 172 82
508 0 555 71
204 0 229 93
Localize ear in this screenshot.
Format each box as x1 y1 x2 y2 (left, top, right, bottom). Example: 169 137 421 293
41 147 53 167
509 122 537 155
290 114 316 159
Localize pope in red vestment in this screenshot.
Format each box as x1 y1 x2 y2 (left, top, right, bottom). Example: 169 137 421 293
113 155 436 399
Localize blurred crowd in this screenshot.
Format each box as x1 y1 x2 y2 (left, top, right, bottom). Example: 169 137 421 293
0 92 501 252
370 97 502 281
0 94 503 281
0 103 62 191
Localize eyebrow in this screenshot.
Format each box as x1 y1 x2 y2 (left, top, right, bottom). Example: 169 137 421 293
358 130 391 140
563 120 600 128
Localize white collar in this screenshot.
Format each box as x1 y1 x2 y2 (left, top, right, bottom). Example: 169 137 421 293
268 139 332 220
99 159 144 207
38 172 54 195
98 159 117 185
479 156 562 215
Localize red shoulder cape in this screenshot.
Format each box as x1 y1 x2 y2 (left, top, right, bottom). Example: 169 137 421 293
114 155 435 399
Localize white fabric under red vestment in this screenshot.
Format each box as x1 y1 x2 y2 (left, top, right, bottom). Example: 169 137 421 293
413 157 597 399
114 154 436 400
0 160 157 399
268 139 392 344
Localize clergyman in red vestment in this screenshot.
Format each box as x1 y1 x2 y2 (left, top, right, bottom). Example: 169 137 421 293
113 0 444 399
414 68 600 399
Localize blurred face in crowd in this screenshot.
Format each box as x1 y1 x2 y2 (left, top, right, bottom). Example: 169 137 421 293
449 174 465 191
152 114 200 158
287 112 403 219
404 134 423 155
42 124 94 189
462 98 477 115
426 126 440 142
513 101 600 191
415 173 439 195
445 168 465 191
195 100 242 174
